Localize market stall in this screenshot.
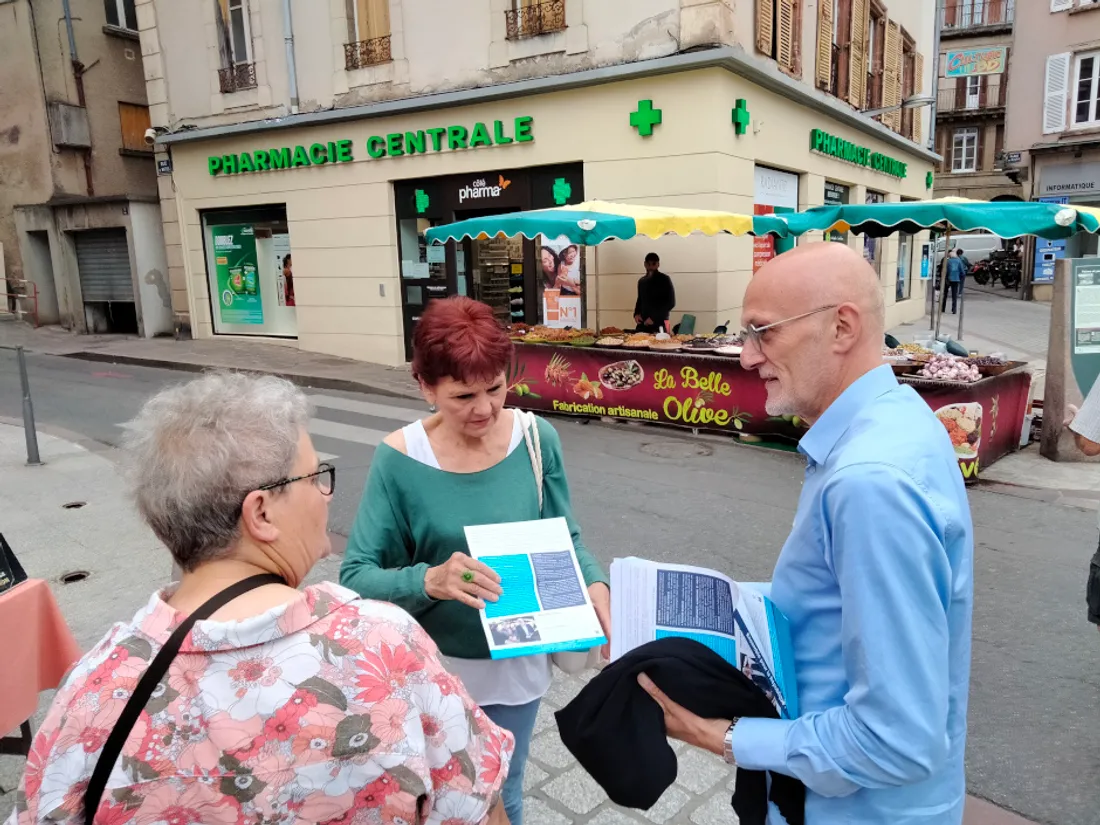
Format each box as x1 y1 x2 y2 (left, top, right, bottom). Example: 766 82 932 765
425 198 1080 480
504 330 1030 481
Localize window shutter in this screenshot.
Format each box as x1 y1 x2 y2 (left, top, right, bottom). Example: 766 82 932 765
777 0 796 72
1051 0 1073 12
815 0 834 89
882 20 902 130
1043 52 1071 134
757 0 774 55
912 52 924 143
356 0 391 40
119 103 152 152
944 1 958 26
849 0 869 107
975 125 984 172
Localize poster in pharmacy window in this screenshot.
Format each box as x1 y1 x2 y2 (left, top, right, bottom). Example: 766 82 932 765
539 235 583 328
272 233 294 307
212 224 264 325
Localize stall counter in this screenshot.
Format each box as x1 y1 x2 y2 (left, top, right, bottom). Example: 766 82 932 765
506 343 1031 480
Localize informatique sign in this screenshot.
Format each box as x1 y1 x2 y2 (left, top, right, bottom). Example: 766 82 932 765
810 129 908 179
211 224 263 325
207 117 534 176
945 47 1007 78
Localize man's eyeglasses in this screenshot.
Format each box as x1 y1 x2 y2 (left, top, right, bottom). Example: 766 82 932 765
257 463 336 497
740 305 839 349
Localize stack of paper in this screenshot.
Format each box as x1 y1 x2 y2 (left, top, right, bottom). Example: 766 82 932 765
610 557 798 719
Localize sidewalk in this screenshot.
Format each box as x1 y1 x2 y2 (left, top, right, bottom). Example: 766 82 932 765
0 318 420 400
0 422 1040 825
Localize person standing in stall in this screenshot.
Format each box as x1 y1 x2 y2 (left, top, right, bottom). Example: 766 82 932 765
634 252 676 332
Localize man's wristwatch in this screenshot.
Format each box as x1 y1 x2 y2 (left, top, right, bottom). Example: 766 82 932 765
722 718 741 765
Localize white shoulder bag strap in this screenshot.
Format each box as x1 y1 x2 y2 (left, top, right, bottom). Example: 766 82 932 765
518 409 544 514
517 409 601 674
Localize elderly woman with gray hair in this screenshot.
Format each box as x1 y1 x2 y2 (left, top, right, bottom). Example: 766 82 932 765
10 372 512 825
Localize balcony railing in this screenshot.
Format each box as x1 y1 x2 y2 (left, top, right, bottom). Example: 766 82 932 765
938 80 1006 113
218 62 257 94
940 0 1014 34
344 35 392 71
505 0 566 40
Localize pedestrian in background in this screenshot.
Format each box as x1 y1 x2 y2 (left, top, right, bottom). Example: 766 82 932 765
634 252 676 332
1065 390 1100 634
341 296 611 825
639 243 974 824
11 372 511 825
942 248 968 315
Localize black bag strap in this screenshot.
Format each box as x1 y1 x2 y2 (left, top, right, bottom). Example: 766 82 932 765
83 573 285 821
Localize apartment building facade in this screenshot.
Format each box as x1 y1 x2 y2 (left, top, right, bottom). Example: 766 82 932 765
143 0 937 365
1003 0 1100 300
0 0 170 336
931 0 1022 201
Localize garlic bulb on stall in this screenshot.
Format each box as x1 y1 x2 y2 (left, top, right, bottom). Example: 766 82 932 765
917 353 981 383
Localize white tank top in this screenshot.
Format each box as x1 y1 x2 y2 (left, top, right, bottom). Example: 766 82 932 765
399 410 553 707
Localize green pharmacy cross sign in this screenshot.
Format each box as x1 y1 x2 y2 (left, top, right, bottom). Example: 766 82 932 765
415 189 430 214
732 99 751 136
552 177 572 205
630 100 662 137
809 128 908 179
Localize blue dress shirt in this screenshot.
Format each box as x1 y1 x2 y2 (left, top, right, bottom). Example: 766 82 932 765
732 365 974 824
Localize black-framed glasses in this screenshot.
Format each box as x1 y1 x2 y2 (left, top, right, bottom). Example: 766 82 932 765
740 305 839 350
257 463 336 497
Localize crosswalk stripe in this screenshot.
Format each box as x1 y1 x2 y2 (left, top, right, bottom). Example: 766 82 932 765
308 417 390 448
308 394 423 424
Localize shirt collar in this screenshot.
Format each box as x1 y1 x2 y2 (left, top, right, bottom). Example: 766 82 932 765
134 581 360 653
798 364 898 467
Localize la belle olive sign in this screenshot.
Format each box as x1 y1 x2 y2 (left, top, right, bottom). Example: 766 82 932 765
207 116 534 176
810 128 908 179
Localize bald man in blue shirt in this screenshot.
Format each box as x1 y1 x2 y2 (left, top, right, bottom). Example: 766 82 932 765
640 243 974 824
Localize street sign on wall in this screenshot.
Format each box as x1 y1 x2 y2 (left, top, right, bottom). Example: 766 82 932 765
945 47 1007 77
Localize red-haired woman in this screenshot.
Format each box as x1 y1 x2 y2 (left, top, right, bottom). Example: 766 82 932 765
341 297 610 825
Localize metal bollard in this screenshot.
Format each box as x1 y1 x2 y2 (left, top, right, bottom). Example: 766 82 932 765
16 347 42 466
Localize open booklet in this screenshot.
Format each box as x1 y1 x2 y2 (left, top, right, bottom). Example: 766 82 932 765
464 518 607 660
611 557 799 719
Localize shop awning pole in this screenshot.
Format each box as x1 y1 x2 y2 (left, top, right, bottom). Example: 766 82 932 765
957 259 967 343
934 224 952 342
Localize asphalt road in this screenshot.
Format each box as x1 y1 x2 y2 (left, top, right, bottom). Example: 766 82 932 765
1 350 1097 825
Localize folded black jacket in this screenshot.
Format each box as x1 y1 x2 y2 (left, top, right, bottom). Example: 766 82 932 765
555 637 805 825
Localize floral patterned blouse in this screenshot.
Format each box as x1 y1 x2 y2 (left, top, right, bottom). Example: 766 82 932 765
9 582 513 825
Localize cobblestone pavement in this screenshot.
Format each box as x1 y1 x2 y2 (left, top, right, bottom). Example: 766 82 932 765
519 671 738 825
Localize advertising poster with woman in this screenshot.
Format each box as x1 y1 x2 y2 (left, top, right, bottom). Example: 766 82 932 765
540 235 583 328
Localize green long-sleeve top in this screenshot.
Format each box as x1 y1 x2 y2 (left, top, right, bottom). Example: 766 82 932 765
340 415 608 659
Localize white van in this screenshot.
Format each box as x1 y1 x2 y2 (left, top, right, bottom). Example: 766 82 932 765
933 233 1004 269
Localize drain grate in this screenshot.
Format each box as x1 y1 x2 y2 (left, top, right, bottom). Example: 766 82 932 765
61 501 86 510
60 570 90 584
640 441 714 459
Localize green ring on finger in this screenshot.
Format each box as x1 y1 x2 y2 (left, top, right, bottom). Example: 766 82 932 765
462 570 475 583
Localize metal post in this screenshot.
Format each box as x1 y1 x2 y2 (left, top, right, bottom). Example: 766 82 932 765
928 0 943 154
16 347 42 466
957 270 967 342
934 225 953 342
